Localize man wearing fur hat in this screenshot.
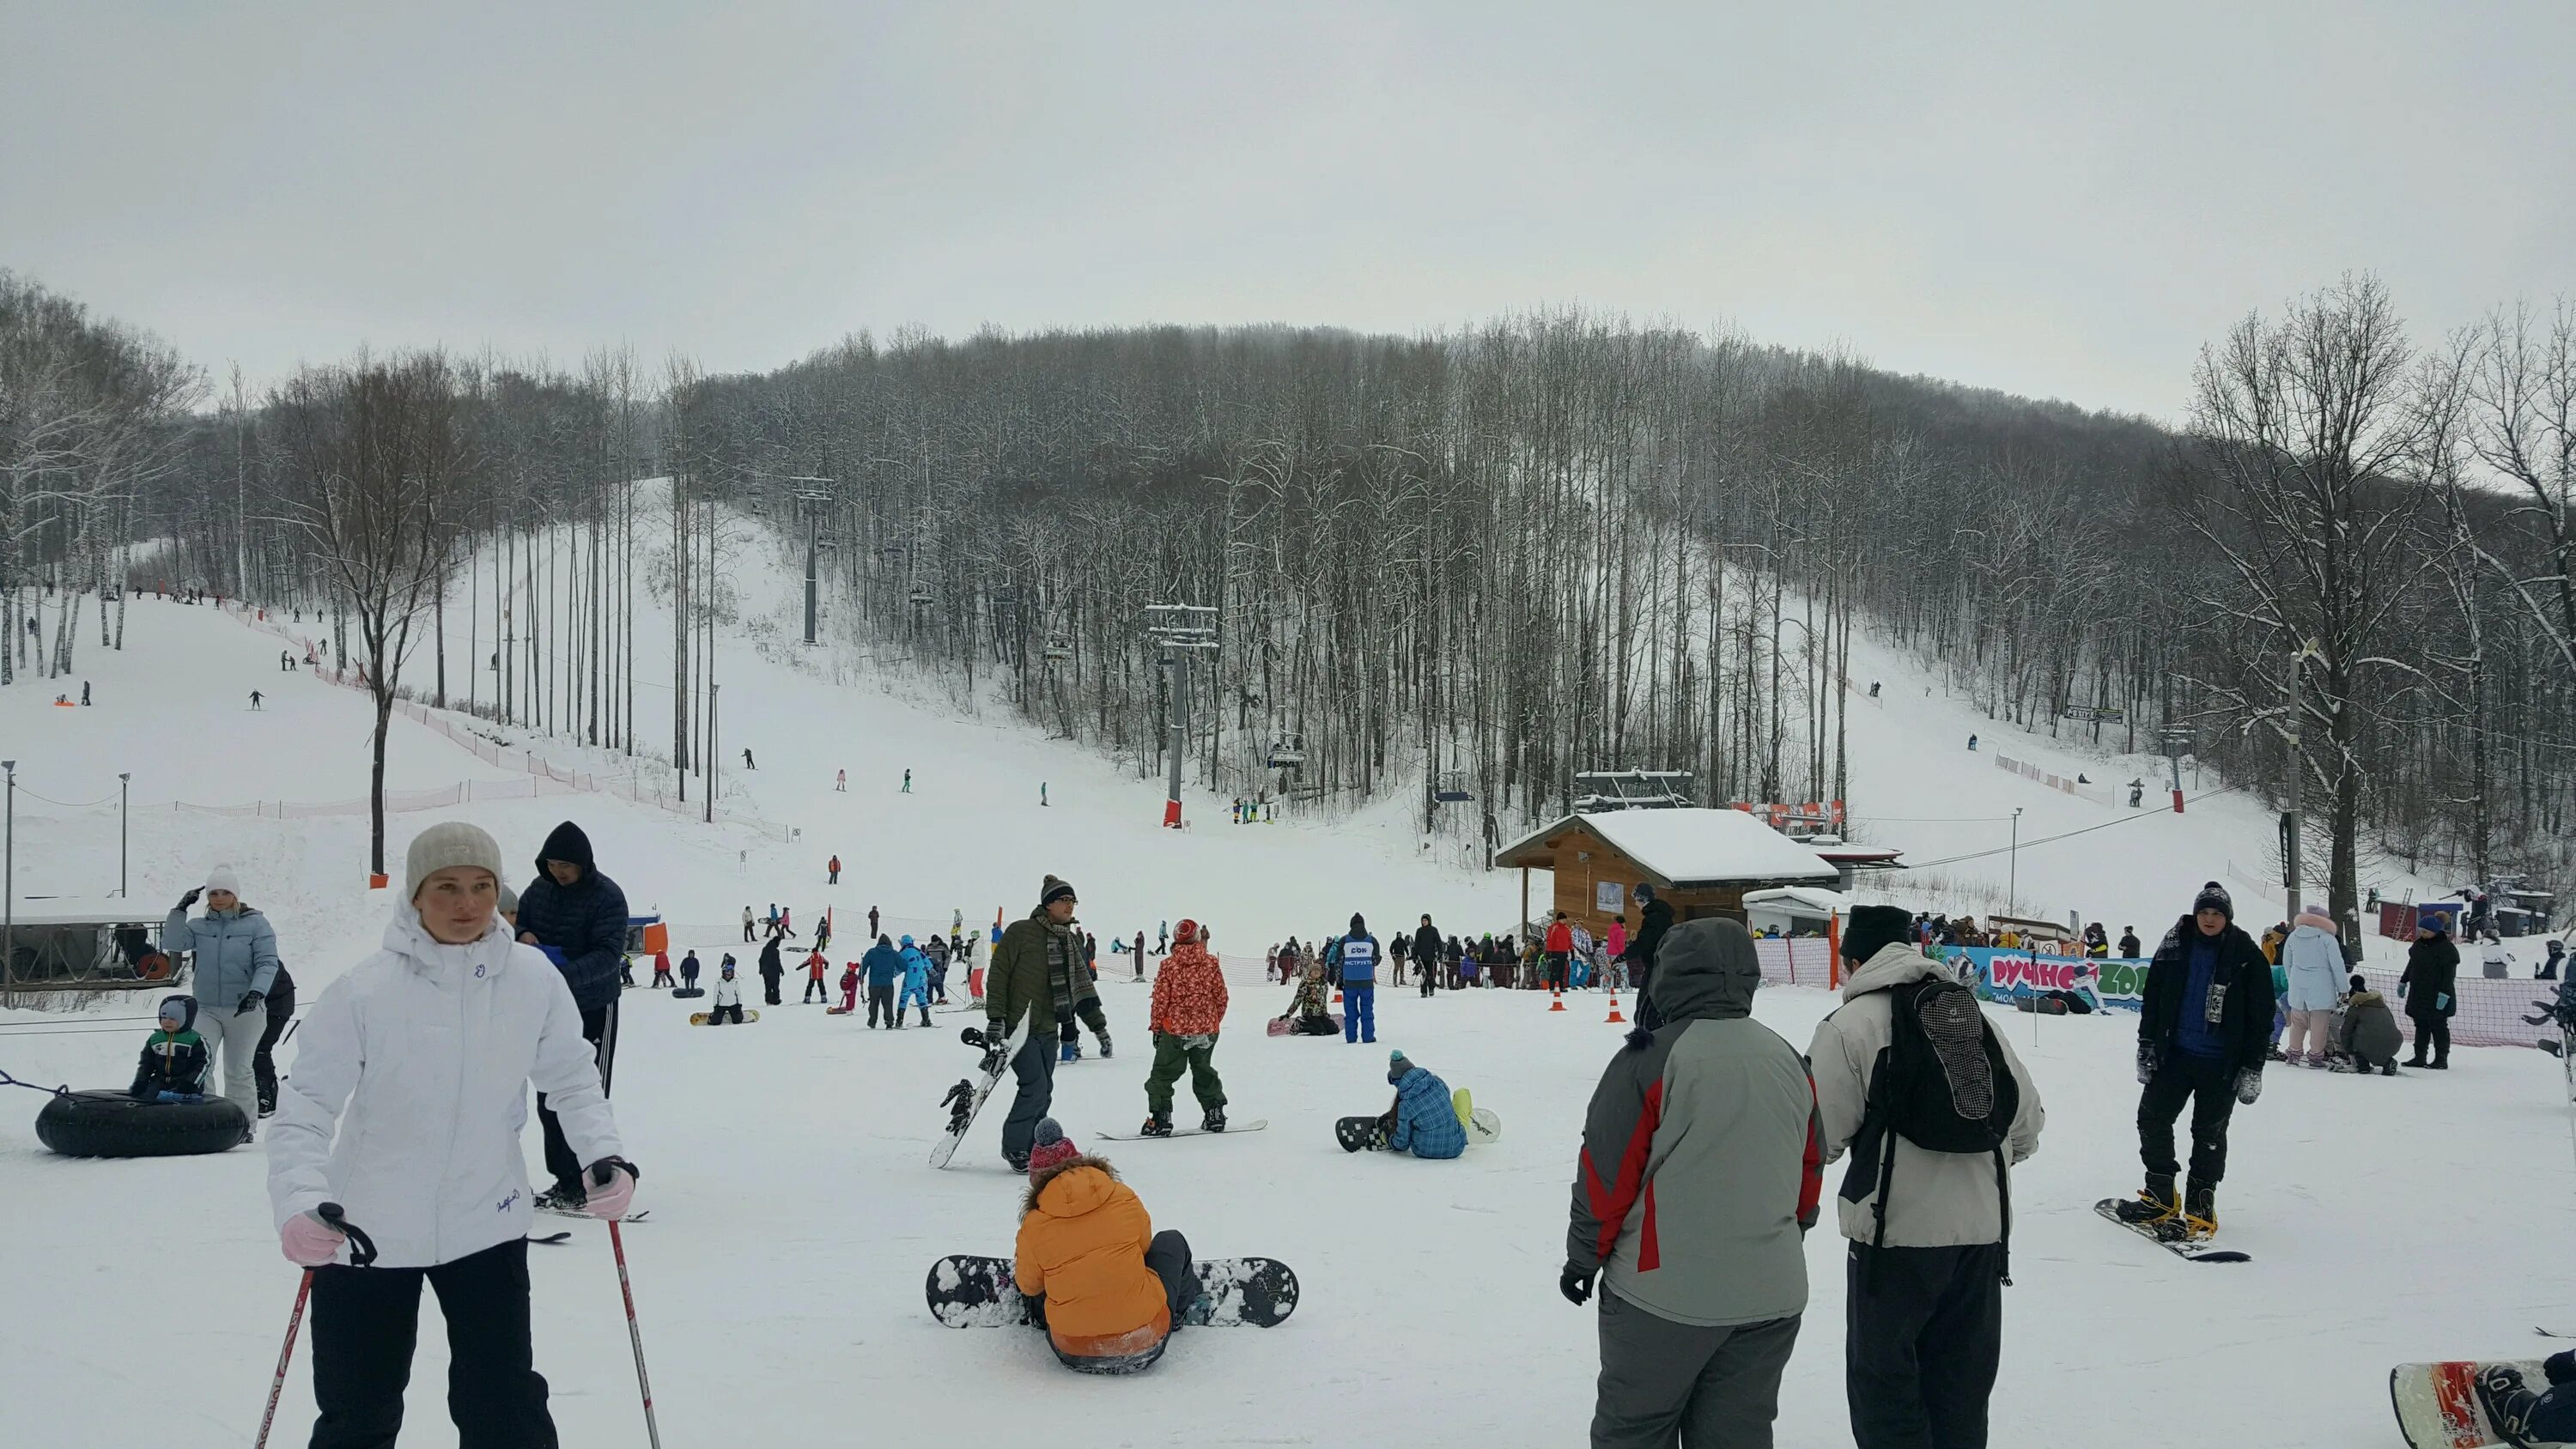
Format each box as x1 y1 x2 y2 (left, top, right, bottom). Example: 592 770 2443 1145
163 864 280 1140
2112 881 2275 1239
987 876 1096 1169
1809 904 2044 1449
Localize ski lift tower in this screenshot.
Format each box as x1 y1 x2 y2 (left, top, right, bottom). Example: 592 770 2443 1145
1144 603 1218 828
786 479 835 646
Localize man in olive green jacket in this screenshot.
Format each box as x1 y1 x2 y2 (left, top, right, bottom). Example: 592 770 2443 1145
988 876 1101 1167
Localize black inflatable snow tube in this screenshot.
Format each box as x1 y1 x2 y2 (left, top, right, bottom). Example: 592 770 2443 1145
35 1090 248 1158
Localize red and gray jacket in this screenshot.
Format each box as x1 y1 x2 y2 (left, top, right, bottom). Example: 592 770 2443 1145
1568 917 1822 1328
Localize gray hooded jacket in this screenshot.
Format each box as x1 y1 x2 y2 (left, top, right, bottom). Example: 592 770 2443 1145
1567 918 1820 1328
1807 943 2044 1248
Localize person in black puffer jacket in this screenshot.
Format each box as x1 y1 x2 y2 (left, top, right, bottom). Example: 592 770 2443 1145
2115 881 2275 1239
2399 913 2460 1069
513 820 629 1208
1624 882 1676 1031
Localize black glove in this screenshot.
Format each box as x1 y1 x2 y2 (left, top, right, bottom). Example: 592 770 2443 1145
980 1028 1009 1074
589 1155 641 1187
2235 1066 2263 1106
1559 1263 1596 1307
2135 1040 2157 1086
236 991 264 1016
179 888 202 911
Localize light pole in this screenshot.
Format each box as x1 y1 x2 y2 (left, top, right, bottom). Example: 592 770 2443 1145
3 760 15 991
2008 807 2023 916
118 772 131 896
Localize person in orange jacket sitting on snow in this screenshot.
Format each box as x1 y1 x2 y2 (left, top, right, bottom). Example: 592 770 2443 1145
1013 1119 1203 1374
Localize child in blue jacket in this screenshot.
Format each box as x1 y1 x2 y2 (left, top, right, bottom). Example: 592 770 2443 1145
1380 1050 1467 1159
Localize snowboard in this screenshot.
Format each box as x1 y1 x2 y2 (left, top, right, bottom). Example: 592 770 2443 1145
1454 1088 1502 1145
1267 1014 1342 1037
1336 1115 1389 1152
688 1009 759 1024
926 1254 1298 1329
1097 1119 1268 1141
929 1019 1033 1169
2390 1361 2547 1449
2092 1198 2251 1263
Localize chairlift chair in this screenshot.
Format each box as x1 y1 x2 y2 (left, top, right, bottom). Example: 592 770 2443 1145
1266 731 1307 769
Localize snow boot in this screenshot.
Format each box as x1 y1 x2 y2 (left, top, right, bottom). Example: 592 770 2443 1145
1060 1039 1080 1064
1139 1113 1174 1137
1097 1031 1113 1060
2111 1172 2180 1226
2476 1365 2541 1447
2182 1179 2219 1240
1201 1110 1226 1134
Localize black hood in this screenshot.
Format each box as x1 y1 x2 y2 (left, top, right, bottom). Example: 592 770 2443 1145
1651 919 1763 1023
536 821 595 875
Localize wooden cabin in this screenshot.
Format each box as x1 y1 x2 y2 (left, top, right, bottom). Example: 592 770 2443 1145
1492 809 1840 945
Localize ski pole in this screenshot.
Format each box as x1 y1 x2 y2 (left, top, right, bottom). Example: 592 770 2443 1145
254 1203 374 1449
608 1216 664 1449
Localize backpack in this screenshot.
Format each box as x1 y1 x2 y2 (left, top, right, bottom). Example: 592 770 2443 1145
1839 974 2021 1280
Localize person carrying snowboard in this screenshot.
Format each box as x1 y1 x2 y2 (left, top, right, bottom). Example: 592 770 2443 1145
757 934 787 1006
1012 1119 1202 1373
987 876 1085 1169
861 935 905 1028
1808 905 2044 1449
803 949 830 1004
708 963 746 1024
1562 917 1822 1449
1142 919 1229 1136
897 935 935 1028
268 822 635 1447
130 994 212 1100
2111 881 2274 1239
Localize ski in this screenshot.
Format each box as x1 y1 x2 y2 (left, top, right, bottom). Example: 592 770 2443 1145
536 1205 650 1224
526 1231 573 1246
1097 1119 1267 1141
2092 1199 2250 1263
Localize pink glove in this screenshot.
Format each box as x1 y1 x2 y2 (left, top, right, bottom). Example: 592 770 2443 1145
580 1163 637 1220
280 1211 345 1267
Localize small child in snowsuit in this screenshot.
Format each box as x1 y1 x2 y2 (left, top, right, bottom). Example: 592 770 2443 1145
839 962 860 1013
898 936 935 1028
804 951 830 1003
131 995 212 1101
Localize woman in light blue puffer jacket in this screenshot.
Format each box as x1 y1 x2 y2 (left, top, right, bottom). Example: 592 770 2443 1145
2279 905 2346 1066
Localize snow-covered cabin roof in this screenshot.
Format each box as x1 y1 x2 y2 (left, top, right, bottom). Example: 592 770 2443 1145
1493 809 1838 888
1741 886 1850 916
3 897 166 927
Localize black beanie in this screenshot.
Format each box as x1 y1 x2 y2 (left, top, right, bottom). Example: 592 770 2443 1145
2192 881 2233 921
1841 904 1912 963
1041 875 1077 907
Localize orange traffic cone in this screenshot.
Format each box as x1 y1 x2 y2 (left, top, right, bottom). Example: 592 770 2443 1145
1605 992 1625 1024
1549 987 1566 1013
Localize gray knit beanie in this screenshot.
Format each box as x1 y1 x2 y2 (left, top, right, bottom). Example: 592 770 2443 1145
406 821 506 900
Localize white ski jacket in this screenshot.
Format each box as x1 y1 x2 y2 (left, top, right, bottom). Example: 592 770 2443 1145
268 907 623 1269
713 974 742 1008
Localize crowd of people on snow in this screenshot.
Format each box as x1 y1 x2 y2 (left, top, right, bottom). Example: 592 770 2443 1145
116 803 2576 1445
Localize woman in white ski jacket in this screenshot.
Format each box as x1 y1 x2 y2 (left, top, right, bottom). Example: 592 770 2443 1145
2279 905 2347 1067
267 821 636 1447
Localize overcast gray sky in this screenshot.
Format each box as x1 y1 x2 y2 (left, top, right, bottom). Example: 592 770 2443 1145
3 1 2567 420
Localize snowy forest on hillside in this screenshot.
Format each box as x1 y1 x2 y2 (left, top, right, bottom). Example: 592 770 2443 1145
5 269 2574 924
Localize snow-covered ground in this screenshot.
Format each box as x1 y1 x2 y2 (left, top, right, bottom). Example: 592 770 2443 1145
0 537 2556 1447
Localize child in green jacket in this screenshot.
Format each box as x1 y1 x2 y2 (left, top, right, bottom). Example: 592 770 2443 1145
131 995 212 1100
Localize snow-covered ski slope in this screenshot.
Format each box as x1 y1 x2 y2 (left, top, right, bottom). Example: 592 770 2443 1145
0 526 2547 1449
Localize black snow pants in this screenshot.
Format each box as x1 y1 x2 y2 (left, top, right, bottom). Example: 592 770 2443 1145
1844 1241 2006 1449
537 1001 616 1197
309 1236 555 1449
2136 1050 2237 1186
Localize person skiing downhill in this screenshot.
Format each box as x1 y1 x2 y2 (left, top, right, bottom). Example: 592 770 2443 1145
2111 882 2274 1239
269 822 635 1447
